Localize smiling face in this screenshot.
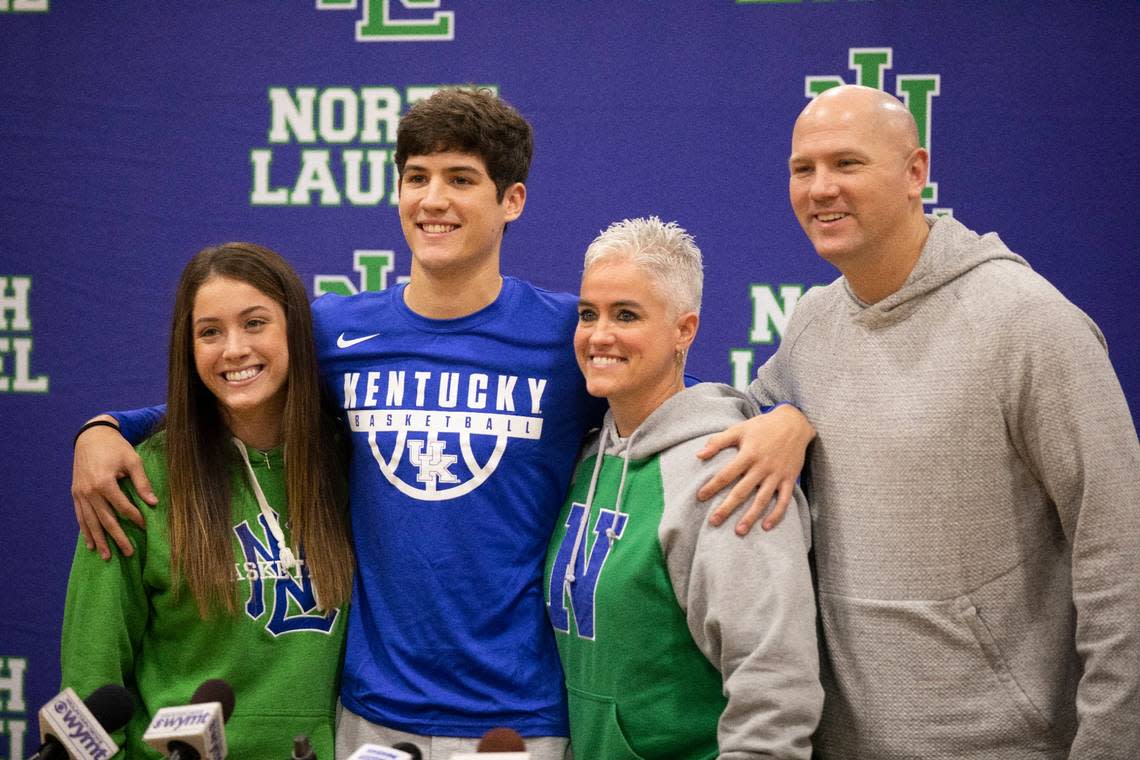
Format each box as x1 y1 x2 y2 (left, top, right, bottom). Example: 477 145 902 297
574 257 698 436
788 87 927 272
192 275 289 444
398 150 525 282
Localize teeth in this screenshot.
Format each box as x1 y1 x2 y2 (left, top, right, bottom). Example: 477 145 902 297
225 368 260 382
591 356 624 366
818 213 848 222
423 223 457 233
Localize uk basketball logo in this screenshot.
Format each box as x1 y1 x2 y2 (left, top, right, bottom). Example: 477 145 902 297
343 368 547 501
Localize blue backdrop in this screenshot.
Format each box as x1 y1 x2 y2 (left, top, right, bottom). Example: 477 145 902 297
2 2 1138 756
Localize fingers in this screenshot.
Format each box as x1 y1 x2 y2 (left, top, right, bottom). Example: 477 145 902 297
733 478 779 536
760 480 795 532
85 489 134 556
695 425 743 463
75 495 113 560
702 454 750 513
72 478 141 559
71 421 146 559
123 455 157 506
709 474 797 535
74 498 95 552
93 493 134 558
109 487 146 530
706 464 761 528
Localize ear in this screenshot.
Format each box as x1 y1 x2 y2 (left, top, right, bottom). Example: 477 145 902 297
905 148 929 200
502 182 526 221
675 311 700 352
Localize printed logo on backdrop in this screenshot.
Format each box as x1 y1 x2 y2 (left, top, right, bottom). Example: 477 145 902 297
251 84 496 207
313 249 408 297
233 513 339 636
0 0 49 12
1 656 28 760
806 47 944 206
0 277 48 394
728 47 950 388
316 0 453 42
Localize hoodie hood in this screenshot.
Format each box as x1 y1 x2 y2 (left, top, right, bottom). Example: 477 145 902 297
561 382 756 590
595 382 758 461
850 215 1030 328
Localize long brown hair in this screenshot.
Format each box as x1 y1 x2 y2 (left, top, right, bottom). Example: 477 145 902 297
164 242 352 616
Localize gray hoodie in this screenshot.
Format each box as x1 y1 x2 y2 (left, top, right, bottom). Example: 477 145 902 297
753 215 1140 759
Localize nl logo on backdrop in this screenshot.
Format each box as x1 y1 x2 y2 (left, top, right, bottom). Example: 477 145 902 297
316 0 454 42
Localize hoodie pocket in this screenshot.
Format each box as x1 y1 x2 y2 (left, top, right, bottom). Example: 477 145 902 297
815 590 1060 756
565 685 647 760
954 596 1053 736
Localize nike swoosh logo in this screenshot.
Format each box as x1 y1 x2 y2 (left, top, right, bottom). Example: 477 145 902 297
336 332 381 349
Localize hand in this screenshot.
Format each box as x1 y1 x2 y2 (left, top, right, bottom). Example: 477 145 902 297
70 415 156 559
696 404 815 535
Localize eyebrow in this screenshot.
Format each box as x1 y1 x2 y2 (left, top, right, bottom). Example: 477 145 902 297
403 162 483 175
788 148 870 166
194 304 273 325
577 298 644 309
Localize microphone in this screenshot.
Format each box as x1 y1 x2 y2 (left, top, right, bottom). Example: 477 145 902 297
343 743 420 760
450 727 530 759
392 743 424 760
29 683 135 760
292 735 316 760
142 679 235 759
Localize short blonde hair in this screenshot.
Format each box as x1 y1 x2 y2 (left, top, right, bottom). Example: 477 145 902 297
582 216 703 315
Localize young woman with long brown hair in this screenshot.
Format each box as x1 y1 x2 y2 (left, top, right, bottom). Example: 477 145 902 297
61 243 353 759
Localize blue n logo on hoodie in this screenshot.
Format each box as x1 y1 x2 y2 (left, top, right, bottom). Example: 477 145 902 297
233 512 338 636
547 504 629 640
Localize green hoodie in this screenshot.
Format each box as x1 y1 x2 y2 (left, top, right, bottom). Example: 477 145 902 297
61 432 346 759
544 383 821 759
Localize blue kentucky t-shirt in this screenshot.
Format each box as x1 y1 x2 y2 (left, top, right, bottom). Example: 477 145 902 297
313 276 603 737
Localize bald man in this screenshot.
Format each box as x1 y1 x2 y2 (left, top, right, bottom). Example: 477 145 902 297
756 85 1140 758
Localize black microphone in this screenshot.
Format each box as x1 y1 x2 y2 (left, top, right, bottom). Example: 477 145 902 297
391 742 423 760
291 734 316 760
28 683 135 760
142 679 235 759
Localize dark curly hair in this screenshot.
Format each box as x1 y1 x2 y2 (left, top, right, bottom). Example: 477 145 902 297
395 87 533 201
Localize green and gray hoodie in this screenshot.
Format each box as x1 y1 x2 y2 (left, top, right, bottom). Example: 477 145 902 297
544 383 822 760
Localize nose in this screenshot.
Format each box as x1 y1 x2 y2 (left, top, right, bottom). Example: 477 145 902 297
222 331 250 362
809 168 839 201
589 316 616 347
421 177 449 211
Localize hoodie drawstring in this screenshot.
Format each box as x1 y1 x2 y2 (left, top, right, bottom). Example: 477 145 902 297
233 438 298 574
562 422 633 589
